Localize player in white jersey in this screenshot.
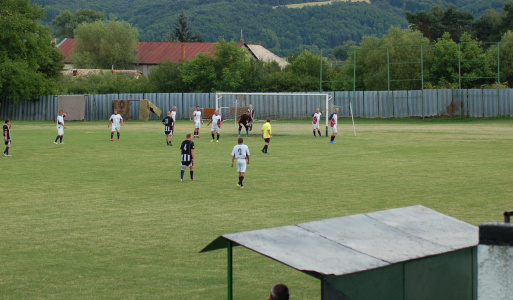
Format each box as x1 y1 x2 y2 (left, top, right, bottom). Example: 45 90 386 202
108 109 124 141
54 110 67 144
231 137 250 188
207 110 223 142
311 108 326 137
248 104 255 131
192 106 203 138
171 106 177 132
329 108 339 144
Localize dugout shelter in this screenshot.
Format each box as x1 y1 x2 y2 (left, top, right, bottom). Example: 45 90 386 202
201 205 478 300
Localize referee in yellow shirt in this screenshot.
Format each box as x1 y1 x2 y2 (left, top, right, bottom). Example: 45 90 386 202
261 118 272 154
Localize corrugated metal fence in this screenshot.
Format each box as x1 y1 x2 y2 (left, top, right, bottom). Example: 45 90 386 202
1 89 513 121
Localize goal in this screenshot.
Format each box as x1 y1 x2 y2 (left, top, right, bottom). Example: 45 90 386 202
216 92 334 136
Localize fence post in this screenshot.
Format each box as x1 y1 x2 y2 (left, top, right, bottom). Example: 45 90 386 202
497 43 501 118
458 44 462 120
421 45 424 120
387 47 391 118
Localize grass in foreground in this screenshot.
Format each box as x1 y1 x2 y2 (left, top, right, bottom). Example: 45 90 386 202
1 118 512 299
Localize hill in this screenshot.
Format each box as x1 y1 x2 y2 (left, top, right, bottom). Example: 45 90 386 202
33 0 509 57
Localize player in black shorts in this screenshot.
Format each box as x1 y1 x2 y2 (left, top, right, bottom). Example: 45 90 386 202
162 111 174 146
248 104 255 131
3 119 12 157
238 112 251 137
180 133 195 182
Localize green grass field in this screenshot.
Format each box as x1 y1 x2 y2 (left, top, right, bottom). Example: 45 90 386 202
1 118 512 299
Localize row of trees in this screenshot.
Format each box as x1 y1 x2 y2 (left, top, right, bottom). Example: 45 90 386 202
333 27 512 91
59 26 513 95
5 1 513 101
406 4 513 44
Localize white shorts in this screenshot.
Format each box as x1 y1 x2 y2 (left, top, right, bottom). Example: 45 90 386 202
57 125 64 135
195 121 201 129
312 123 320 130
236 159 247 173
331 125 338 133
211 125 220 133
112 125 120 132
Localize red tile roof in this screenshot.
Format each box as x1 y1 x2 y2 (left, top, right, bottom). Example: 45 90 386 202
57 38 76 62
136 41 215 64
57 38 248 65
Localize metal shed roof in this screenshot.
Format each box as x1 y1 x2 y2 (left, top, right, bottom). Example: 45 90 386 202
245 44 289 69
201 205 478 277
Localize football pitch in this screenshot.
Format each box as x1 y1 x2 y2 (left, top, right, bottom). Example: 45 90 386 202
1 118 512 299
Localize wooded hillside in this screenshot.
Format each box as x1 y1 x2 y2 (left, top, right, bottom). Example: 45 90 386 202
34 0 509 56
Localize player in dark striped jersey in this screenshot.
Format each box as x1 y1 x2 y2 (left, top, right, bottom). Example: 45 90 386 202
162 111 174 146
180 133 195 182
3 119 12 156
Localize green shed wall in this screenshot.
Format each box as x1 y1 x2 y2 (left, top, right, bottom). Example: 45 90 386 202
322 247 477 300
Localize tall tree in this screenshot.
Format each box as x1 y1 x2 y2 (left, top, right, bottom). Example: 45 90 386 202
148 60 186 92
52 9 105 41
168 10 203 42
486 30 513 86
288 50 331 90
70 19 138 69
406 5 474 43
473 9 502 43
425 32 459 88
349 27 430 91
0 0 64 100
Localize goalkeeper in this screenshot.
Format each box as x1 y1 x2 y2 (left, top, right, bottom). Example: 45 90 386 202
311 108 326 137
237 112 252 137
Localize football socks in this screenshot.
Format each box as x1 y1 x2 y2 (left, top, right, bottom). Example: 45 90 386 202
180 170 184 180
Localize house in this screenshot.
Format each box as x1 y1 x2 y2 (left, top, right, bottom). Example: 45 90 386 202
57 39 289 76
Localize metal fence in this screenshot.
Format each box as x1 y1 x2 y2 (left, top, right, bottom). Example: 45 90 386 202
1 89 513 121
